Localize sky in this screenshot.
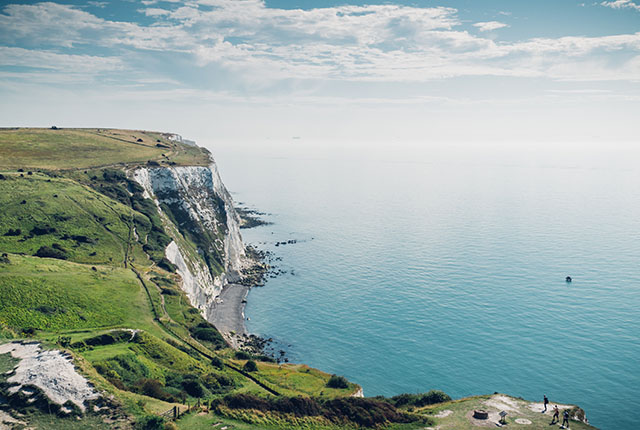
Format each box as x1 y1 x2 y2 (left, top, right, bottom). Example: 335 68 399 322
0 0 639 145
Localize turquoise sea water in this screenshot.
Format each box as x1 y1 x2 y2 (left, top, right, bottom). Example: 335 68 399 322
212 142 640 430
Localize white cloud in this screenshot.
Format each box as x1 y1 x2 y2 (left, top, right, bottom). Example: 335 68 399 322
601 0 640 11
87 1 108 8
0 46 122 72
473 21 509 32
0 1 639 90
139 8 171 17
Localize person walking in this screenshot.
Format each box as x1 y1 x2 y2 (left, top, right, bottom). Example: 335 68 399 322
562 409 570 428
543 395 549 412
551 405 560 424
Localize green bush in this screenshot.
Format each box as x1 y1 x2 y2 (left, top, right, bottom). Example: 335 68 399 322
102 169 127 182
4 228 21 236
211 356 224 369
158 258 177 273
326 374 349 389
181 377 205 398
221 393 422 427
243 360 258 372
234 350 251 360
390 390 451 407
136 415 165 430
34 245 67 260
135 378 175 402
190 324 225 348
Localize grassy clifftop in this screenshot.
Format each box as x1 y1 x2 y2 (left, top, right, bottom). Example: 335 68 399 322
0 128 210 170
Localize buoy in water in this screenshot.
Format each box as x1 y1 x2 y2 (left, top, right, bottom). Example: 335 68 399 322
566 276 572 282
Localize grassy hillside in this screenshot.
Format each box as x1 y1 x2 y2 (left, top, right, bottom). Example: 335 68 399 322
0 255 151 331
0 172 135 266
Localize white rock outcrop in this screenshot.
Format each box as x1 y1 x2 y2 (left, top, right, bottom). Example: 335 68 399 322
130 161 247 318
0 342 99 412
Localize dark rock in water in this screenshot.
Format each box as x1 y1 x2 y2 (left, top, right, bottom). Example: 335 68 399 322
566 276 572 282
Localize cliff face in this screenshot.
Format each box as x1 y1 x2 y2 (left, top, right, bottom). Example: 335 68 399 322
131 162 247 317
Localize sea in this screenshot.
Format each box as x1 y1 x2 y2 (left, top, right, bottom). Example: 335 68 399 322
211 141 640 430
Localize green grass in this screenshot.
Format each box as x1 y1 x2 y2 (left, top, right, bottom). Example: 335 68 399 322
248 362 359 398
0 173 135 266
0 128 210 170
0 128 165 170
175 412 269 430
0 254 153 331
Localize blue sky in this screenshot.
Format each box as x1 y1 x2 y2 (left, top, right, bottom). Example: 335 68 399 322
0 0 638 143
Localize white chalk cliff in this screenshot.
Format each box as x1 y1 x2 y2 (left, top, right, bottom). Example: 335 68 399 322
130 161 247 319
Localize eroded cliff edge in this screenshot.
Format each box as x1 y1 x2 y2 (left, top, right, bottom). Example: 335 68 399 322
131 159 250 335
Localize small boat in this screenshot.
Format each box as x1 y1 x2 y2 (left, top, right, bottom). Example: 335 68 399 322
566 276 572 282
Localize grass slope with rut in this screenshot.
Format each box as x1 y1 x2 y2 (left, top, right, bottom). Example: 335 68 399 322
0 128 598 430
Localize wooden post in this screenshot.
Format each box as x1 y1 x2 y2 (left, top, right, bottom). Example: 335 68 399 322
173 406 177 420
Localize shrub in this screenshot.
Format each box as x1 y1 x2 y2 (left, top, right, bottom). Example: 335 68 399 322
136 415 165 430
30 225 56 236
274 396 322 416
224 393 270 411
390 390 451 408
326 374 349 389
158 258 177 273
35 246 67 260
57 336 71 347
164 422 179 430
3 228 20 236
52 243 67 252
78 331 131 347
102 169 127 182
243 360 258 372
234 350 251 360
160 288 179 296
135 378 175 402
211 356 224 369
181 377 205 397
418 390 451 406
191 326 225 346
71 235 95 244
257 355 276 363
323 397 415 427
221 394 421 427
